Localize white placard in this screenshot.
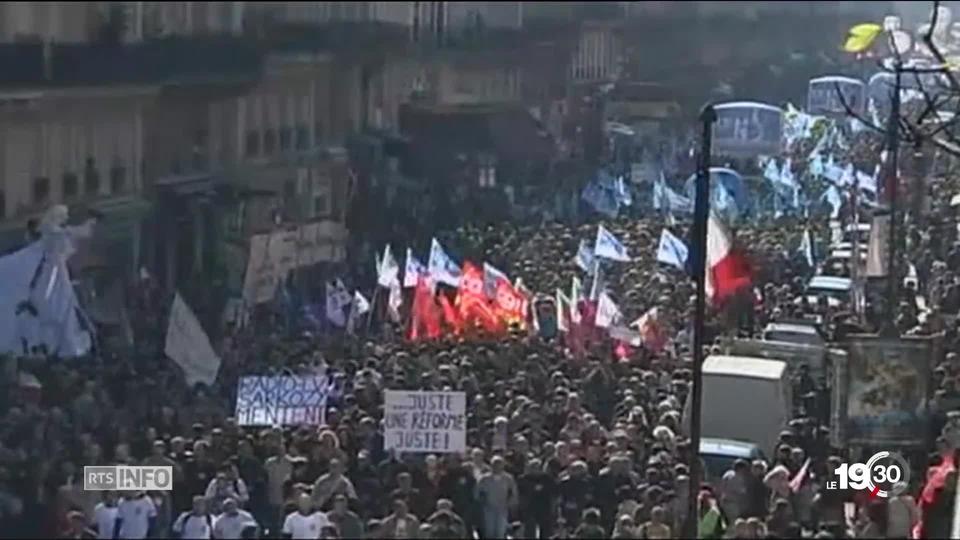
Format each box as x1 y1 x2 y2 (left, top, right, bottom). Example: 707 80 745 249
384 390 467 453
808 76 865 116
165 293 221 387
713 102 783 157
234 376 334 426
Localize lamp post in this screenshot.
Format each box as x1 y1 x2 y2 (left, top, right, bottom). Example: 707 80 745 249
684 104 716 538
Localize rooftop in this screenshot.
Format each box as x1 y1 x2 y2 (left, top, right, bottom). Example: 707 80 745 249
703 355 787 380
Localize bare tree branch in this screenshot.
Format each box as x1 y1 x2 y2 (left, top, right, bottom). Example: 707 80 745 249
834 81 885 134
923 0 960 93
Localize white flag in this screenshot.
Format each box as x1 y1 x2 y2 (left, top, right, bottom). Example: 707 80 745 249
595 291 622 329
378 245 400 288
594 225 630 262
428 238 462 287
387 281 403 323
403 248 427 288
326 279 351 327
165 293 221 387
346 290 371 334
656 229 689 270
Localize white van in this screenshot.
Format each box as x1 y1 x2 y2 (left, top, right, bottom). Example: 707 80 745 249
685 355 792 456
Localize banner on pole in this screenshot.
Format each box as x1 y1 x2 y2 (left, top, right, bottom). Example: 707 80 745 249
234 376 334 426
384 390 466 453
165 293 221 387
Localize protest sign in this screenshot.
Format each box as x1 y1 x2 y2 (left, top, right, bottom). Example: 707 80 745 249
807 76 864 116
234 376 334 426
165 293 221 387
832 335 937 446
384 390 466 453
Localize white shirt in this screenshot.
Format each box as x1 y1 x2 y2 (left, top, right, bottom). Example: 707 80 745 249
117 496 157 539
283 511 331 540
213 510 257 540
172 512 213 540
93 503 118 540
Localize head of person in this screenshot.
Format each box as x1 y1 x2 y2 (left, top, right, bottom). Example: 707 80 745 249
397 472 413 490
222 497 239 516
392 496 408 518
297 493 313 515
192 495 207 514
491 456 506 474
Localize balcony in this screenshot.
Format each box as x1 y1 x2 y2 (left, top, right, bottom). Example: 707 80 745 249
0 37 263 89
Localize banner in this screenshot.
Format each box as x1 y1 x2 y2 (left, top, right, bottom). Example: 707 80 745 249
242 221 347 304
834 335 936 445
807 76 865 116
234 376 334 426
165 293 221 387
384 390 467 453
712 102 783 156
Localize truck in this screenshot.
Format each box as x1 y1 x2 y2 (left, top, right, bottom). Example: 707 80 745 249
684 355 792 457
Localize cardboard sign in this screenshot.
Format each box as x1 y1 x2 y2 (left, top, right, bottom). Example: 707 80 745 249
384 390 466 453
235 376 334 426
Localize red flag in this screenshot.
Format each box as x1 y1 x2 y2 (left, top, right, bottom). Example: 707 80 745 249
706 214 753 305
458 262 504 334
438 293 463 335
632 307 667 355
409 277 441 341
915 452 955 539
494 278 526 327
789 458 810 493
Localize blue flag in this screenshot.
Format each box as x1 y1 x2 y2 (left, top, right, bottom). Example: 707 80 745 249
483 262 509 299
594 225 630 262
615 176 633 207
656 229 689 270
428 238 461 287
581 181 620 218
575 239 596 274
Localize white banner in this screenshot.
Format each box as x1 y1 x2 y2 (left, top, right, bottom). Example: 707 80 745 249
242 221 348 304
234 376 334 426
165 293 221 387
384 390 467 453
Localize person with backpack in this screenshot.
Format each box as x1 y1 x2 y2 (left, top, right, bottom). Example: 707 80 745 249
171 496 212 540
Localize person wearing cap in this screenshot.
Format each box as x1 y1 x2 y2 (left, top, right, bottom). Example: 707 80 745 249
213 498 257 540
282 493 331 540
327 493 363 539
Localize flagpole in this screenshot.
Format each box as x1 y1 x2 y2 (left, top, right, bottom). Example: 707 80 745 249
685 104 716 539
882 65 902 337
365 286 381 334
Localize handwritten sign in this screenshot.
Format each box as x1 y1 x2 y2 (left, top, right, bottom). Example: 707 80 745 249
384 390 466 453
234 376 334 426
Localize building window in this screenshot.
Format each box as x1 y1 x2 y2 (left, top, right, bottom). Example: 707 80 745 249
263 128 277 154
84 158 100 196
245 130 260 157
295 124 309 150
279 126 292 151
62 172 79 200
110 165 126 194
32 177 50 205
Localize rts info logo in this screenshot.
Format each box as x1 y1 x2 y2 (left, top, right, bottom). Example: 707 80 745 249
826 451 911 499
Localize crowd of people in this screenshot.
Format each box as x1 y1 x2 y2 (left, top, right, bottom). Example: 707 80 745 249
3 108 960 540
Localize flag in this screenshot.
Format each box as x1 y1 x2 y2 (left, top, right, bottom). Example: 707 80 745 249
346 290 371 335
387 281 403 323
594 225 630 262
843 23 882 53
809 153 824 178
856 170 878 194
377 245 400 288
865 213 890 277
581 181 620 218
570 276 583 324
789 458 811 493
653 172 667 211
821 185 843 219
428 238 461 287
483 262 509 299
589 261 605 302
575 239 596 273
657 229 689 270
763 158 780 184
800 228 815 268
595 291 622 328
705 213 753 304
494 278 527 327
778 159 797 189
165 293 222 387
615 176 633 206
326 279 351 327
438 293 464 334
632 307 667 354
409 276 441 340
459 262 503 333
556 289 572 333
403 248 427 288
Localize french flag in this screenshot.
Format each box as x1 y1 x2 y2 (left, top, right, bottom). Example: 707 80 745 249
705 213 752 305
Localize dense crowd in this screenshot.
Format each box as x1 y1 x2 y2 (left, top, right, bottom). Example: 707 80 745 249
4 120 960 540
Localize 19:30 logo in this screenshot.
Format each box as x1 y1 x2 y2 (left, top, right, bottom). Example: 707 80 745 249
830 451 911 499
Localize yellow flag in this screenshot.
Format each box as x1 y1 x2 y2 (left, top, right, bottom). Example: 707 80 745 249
843 23 882 53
